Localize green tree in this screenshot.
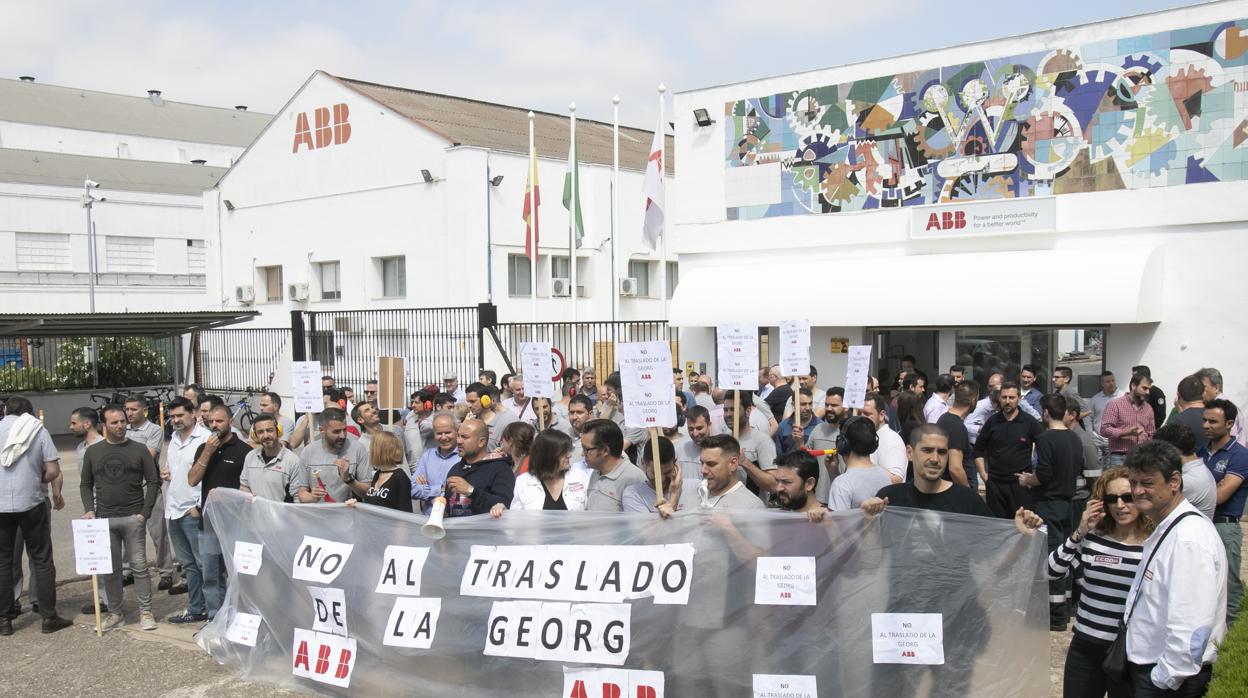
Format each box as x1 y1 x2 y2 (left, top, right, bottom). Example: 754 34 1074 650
55 337 171 388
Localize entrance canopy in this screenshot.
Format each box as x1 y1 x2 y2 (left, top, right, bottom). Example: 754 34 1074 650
0 311 259 338
668 247 1162 327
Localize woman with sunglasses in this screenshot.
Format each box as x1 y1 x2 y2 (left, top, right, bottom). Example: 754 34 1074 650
1048 466 1154 698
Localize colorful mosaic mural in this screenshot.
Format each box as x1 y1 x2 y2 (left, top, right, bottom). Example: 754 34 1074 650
724 19 1248 219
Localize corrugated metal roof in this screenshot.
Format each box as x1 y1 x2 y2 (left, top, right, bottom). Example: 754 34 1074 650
337 76 673 173
0 311 260 337
0 78 272 146
0 148 226 196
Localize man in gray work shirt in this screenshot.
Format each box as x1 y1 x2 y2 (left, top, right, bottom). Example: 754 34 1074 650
581 419 647 512
81 404 161 631
299 407 371 503
124 396 175 591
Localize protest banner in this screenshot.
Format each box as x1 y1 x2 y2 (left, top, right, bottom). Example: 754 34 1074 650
844 345 872 410
520 342 554 400
72 518 112 636
197 489 1049 696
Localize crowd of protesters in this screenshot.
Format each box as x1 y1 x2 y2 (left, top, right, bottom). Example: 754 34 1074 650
0 359 1242 696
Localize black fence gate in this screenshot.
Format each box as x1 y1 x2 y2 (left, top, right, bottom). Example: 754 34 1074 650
484 320 676 380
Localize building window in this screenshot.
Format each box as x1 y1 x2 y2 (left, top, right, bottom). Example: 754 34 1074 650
317 261 341 300
380 256 406 298
187 239 206 275
666 261 679 299
551 256 571 280
117 142 130 159
259 266 283 302
309 330 336 366
953 327 1106 397
508 254 532 296
105 235 155 272
627 260 651 297
15 233 71 271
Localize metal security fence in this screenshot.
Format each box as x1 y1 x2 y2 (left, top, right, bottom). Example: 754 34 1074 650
304 307 480 392
488 321 676 379
0 335 181 391
193 328 291 393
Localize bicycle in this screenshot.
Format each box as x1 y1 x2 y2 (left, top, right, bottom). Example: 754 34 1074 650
226 386 264 435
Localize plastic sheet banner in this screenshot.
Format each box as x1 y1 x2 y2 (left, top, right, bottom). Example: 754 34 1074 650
197 489 1050 697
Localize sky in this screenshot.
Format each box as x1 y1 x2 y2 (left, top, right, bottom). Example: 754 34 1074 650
0 0 1213 127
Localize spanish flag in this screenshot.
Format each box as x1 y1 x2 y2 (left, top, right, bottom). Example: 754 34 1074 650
523 147 540 261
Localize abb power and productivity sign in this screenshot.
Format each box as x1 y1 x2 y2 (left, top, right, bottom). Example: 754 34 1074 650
910 198 1055 239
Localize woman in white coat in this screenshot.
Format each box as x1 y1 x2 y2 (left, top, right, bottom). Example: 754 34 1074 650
490 430 588 515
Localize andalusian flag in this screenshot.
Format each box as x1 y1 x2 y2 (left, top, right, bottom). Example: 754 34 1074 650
563 139 584 246
523 147 540 261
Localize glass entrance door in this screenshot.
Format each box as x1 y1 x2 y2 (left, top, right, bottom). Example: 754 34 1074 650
868 329 939 391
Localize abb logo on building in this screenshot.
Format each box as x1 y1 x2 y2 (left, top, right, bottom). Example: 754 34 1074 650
924 210 966 231
293 104 352 153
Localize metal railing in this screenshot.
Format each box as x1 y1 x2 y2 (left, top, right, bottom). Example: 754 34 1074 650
488 321 676 378
0 335 181 391
193 328 290 393
305 307 480 392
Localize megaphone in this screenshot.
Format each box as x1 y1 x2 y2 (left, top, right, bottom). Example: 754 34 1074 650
421 496 447 540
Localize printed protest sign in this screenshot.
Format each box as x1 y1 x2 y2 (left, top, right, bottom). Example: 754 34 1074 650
292 361 324 414
844 345 872 409
617 341 676 429
520 342 555 398
716 325 759 390
72 519 111 575
778 320 811 378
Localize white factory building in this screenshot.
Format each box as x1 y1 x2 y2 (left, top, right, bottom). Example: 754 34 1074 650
669 0 1248 406
207 70 673 334
0 77 270 314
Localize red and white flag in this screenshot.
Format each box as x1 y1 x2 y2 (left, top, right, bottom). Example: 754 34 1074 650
642 116 665 250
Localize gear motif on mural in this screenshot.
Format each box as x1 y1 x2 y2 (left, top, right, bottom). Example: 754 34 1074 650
1021 100 1083 179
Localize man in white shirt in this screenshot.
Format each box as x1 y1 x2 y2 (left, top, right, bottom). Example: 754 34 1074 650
862 392 905 482
923 373 954 423
1090 371 1125 462
442 371 467 403
161 398 210 622
502 376 536 424
676 406 712 476
723 390 778 504
1124 440 1226 695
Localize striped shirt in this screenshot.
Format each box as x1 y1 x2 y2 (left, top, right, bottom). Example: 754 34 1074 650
1047 531 1143 642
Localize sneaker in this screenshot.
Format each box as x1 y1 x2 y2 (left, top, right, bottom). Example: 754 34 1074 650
81 602 109 615
140 611 157 631
41 616 73 634
157 576 172 591
0 619 12 636
167 611 208 624
100 613 125 631
168 583 188 596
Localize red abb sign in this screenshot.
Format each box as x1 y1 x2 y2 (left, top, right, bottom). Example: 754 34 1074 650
292 104 352 153
924 210 966 231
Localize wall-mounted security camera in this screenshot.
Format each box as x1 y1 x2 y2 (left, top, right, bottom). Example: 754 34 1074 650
84 179 100 188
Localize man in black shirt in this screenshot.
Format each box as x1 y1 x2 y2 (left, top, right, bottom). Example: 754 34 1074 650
1018 394 1082 629
1133 364 1167 429
444 420 514 517
187 404 252 621
1168 374 1209 451
936 381 978 488
974 382 1043 518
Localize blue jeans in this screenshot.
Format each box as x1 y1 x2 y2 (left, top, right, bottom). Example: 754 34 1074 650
199 521 225 620
1107 453 1126 467
167 514 205 615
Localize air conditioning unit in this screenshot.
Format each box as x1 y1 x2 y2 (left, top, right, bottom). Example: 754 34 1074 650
619 277 639 296
235 285 254 304
288 282 309 301
551 277 571 297
334 316 365 333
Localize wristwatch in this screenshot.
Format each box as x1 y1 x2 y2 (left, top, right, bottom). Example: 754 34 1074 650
343 473 355 484
467 485 475 496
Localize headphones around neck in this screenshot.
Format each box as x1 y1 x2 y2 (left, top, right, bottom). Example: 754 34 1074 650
836 415 879 457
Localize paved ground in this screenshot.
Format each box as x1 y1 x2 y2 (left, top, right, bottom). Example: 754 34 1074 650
5 435 1243 696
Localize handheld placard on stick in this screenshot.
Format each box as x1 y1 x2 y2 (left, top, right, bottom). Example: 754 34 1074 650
648 426 664 506
158 401 165 431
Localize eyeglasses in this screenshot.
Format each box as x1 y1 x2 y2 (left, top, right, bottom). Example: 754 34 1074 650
1103 493 1134 505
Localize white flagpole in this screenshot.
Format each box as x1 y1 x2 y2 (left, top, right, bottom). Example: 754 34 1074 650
528 111 537 327
611 96 620 326
658 84 669 324
569 102 578 368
